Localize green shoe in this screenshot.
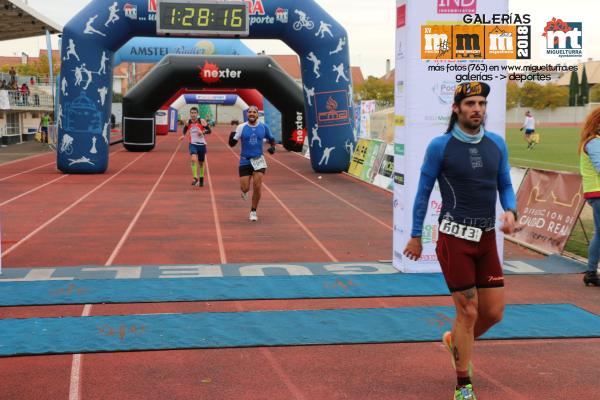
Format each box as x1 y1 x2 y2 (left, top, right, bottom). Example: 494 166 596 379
442 331 474 377
454 384 476 400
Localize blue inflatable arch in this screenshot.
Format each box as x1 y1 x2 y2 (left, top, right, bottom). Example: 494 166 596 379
58 0 354 173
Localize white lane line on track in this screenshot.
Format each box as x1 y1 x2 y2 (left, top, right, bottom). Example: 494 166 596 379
1 153 146 259
0 150 129 206
205 158 227 264
68 304 92 400
0 175 70 207
0 150 53 167
262 182 338 262
268 155 392 231
0 148 126 183
215 132 338 262
69 140 181 400
105 140 183 266
0 161 55 182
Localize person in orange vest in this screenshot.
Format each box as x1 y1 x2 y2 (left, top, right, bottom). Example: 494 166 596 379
579 108 600 286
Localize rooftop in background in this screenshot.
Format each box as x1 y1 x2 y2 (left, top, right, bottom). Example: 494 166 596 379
269 54 365 86
0 0 62 41
555 60 600 86
380 68 394 84
351 66 365 86
271 54 302 81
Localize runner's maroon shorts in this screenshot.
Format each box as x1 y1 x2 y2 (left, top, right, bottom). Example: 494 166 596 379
435 230 504 292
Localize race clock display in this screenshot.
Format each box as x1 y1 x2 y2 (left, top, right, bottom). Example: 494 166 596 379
157 0 249 37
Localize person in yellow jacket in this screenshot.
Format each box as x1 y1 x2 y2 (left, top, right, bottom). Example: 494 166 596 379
579 108 600 286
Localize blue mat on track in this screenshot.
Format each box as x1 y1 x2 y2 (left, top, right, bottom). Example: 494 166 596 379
1 304 599 356
0 274 450 306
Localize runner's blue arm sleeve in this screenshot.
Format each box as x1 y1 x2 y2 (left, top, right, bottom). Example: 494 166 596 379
411 172 437 237
411 137 446 237
494 135 517 211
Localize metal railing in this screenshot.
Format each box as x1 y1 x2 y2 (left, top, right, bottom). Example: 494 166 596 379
3 90 54 110
0 123 23 145
0 72 56 89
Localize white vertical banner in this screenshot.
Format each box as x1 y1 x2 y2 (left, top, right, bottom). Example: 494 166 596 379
393 0 508 273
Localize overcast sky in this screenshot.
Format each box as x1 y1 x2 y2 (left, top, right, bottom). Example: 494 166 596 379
0 0 397 78
0 0 598 78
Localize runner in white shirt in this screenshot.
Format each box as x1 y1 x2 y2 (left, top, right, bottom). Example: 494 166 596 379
520 110 537 150
179 107 211 187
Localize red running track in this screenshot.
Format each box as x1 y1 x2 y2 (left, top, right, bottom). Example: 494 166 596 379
0 127 599 400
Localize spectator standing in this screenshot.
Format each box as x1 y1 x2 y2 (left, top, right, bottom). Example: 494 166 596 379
579 108 600 287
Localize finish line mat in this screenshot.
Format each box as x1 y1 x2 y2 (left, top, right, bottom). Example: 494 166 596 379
0 274 450 306
1 304 599 356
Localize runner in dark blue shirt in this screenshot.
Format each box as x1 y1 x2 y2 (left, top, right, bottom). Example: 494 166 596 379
403 82 517 400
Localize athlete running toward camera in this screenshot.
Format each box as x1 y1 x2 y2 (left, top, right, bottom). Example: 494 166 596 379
180 107 211 187
403 82 517 400
229 105 276 221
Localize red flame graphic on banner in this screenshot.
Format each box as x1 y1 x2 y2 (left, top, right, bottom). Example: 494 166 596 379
200 61 220 83
326 97 338 111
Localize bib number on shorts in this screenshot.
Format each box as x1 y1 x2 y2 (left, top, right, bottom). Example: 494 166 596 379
250 155 267 170
439 219 482 242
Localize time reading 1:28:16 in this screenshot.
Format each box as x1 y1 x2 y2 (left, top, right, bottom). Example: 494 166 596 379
169 7 244 27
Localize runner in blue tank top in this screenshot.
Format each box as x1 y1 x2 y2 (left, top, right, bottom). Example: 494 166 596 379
229 105 276 221
403 82 517 400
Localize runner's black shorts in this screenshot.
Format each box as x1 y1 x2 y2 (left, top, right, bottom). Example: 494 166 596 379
239 164 266 177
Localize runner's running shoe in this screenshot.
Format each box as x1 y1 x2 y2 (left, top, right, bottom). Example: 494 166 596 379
249 211 258 221
241 191 248 201
191 178 199 186
454 384 476 400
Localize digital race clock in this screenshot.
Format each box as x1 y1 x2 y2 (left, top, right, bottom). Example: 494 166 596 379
157 0 249 37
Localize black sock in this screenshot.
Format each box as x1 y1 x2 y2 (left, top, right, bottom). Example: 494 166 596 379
457 376 472 387
251 208 256 212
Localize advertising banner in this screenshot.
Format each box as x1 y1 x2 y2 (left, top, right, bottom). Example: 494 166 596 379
373 144 395 191
359 100 377 138
508 169 584 253
359 139 386 182
348 138 372 178
394 0 508 272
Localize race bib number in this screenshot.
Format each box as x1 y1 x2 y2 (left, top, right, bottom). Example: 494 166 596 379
439 219 482 242
250 155 267 170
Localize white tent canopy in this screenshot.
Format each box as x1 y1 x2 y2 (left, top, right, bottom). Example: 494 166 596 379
0 0 62 40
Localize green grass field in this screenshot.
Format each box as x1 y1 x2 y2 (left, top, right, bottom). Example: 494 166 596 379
505 126 591 258
506 127 580 173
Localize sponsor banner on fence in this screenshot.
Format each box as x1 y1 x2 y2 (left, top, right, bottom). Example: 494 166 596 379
348 138 371 178
359 100 377 138
348 139 386 183
508 169 584 253
360 139 386 182
373 144 395 191
369 108 395 144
